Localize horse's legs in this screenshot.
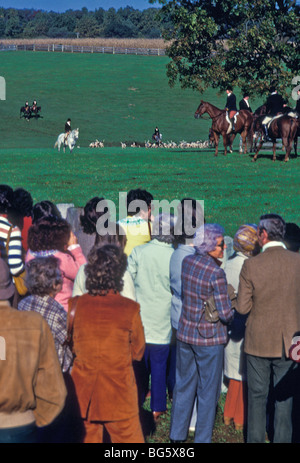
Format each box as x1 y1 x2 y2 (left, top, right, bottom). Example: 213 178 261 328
294 136 298 157
240 130 247 154
222 134 228 156
252 136 264 162
272 141 277 162
214 133 220 157
282 137 291 162
229 134 235 153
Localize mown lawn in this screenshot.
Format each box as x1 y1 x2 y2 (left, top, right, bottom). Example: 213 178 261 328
0 51 265 150
0 145 299 238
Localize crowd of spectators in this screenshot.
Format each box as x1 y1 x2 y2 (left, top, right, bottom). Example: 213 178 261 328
1 183 300 443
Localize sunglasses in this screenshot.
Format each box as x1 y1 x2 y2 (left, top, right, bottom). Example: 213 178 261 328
218 240 225 250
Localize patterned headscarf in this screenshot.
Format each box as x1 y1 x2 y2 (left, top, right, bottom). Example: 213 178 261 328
233 224 259 257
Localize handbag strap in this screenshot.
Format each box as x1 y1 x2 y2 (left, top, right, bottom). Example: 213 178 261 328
5 226 13 254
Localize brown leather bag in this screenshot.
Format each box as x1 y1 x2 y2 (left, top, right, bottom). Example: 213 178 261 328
203 284 237 323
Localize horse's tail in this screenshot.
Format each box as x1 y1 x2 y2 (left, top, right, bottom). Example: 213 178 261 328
289 117 298 144
54 140 58 149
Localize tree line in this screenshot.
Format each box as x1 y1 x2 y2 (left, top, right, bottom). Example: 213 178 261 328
0 6 165 39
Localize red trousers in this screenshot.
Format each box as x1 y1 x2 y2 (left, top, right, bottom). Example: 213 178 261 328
224 379 247 427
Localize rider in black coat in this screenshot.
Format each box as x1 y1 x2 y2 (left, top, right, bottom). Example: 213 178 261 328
295 89 300 115
262 86 285 140
239 94 252 113
265 87 284 116
64 118 72 143
225 86 237 132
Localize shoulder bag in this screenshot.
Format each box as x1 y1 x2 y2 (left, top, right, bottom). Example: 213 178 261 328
6 226 28 296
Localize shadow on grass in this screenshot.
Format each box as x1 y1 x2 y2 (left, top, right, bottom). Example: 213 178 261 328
142 393 245 444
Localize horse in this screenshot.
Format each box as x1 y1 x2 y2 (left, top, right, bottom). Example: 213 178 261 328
194 100 253 156
30 105 42 118
252 114 298 162
20 105 31 120
54 129 79 153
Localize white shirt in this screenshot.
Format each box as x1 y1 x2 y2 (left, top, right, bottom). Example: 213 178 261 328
262 241 287 252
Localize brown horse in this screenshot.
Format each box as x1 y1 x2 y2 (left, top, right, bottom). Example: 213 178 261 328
194 100 253 156
252 114 298 162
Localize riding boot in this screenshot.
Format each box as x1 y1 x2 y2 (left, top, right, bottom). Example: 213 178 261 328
263 125 268 141
230 118 235 133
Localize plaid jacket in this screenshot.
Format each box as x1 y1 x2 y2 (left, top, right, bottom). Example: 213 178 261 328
18 295 73 371
177 253 234 346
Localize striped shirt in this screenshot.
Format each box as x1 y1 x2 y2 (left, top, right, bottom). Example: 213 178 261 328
0 215 24 275
18 294 73 372
177 253 234 346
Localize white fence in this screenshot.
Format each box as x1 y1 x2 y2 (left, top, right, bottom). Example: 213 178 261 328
4 43 166 56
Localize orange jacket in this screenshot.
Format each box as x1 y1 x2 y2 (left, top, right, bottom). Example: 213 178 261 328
69 292 145 422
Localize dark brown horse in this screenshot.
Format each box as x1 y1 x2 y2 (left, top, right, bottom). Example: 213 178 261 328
194 100 253 156
252 114 298 162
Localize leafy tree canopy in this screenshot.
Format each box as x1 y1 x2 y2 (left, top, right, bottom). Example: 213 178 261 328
154 0 300 99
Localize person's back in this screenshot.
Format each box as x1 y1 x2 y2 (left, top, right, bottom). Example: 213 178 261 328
0 300 66 441
118 189 153 256
238 246 300 357
128 238 174 344
266 90 284 115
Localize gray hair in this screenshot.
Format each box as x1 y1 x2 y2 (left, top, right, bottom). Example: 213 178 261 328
151 212 176 244
25 256 63 296
258 213 286 241
194 223 225 255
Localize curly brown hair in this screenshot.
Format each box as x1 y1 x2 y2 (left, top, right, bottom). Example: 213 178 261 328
85 244 127 296
27 217 71 252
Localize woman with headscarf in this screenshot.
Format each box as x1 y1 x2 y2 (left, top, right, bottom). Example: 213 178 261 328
169 224 234 443
223 224 260 432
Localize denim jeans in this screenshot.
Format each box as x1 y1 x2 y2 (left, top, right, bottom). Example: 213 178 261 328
170 340 224 443
246 353 296 443
0 422 38 443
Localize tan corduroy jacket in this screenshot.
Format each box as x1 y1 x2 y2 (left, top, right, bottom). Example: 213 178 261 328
236 245 300 358
0 301 67 427
69 292 145 422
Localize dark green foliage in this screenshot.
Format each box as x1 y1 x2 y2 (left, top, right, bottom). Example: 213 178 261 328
0 6 163 39
157 0 300 99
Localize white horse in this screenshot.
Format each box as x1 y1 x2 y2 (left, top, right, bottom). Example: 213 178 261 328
54 128 79 153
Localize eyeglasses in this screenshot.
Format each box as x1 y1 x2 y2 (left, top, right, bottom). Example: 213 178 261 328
218 240 225 250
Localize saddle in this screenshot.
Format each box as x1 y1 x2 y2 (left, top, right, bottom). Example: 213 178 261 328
226 111 239 134
262 114 283 128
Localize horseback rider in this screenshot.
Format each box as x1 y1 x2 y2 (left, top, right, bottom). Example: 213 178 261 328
295 88 300 116
262 86 285 139
239 93 253 113
64 118 72 143
31 100 37 112
225 86 237 132
152 126 162 146
24 101 30 120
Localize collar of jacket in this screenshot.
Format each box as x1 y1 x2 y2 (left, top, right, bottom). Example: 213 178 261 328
149 239 173 247
262 241 287 252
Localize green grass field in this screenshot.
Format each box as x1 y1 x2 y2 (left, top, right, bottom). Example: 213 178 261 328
0 50 299 237
0 49 299 444
1 50 263 148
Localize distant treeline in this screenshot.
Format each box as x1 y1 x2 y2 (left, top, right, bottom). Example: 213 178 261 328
0 6 165 39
